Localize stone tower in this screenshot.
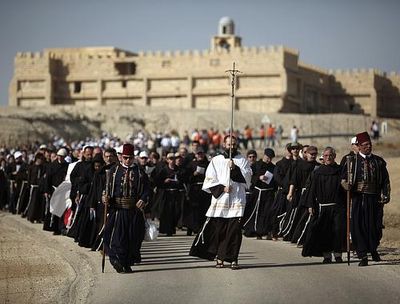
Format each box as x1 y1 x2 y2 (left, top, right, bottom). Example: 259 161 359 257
211 17 242 51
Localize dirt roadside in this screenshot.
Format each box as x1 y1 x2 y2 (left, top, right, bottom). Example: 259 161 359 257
0 212 97 304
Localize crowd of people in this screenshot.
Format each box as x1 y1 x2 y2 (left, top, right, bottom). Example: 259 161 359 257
0 128 390 273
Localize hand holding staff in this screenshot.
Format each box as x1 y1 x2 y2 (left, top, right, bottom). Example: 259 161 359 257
345 155 353 266
102 169 111 273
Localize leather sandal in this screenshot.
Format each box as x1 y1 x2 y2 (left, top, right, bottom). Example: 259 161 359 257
215 259 224 268
230 261 240 270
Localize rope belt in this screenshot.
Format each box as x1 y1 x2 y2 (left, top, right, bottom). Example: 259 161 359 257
194 218 210 246
243 187 268 229
165 188 185 192
318 202 337 216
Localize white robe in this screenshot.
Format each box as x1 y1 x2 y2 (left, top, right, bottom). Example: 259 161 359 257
203 154 252 218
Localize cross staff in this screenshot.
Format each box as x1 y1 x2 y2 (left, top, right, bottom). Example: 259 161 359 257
225 62 242 160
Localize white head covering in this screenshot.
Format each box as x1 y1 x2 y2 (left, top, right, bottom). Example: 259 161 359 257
14 151 22 159
139 151 148 158
57 148 68 157
115 146 123 154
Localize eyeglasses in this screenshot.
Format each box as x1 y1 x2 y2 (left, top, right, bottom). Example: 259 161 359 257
122 156 134 160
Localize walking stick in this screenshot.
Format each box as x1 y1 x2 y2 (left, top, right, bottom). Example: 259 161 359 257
102 169 111 273
346 155 352 266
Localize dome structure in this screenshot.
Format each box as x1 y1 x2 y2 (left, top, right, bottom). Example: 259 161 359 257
219 17 235 35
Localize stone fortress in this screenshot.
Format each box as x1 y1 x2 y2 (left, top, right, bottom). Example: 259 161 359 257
8 17 400 118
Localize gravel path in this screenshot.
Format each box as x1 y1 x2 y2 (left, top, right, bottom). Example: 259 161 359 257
0 212 96 304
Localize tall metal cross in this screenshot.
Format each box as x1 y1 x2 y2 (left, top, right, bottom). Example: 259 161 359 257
225 62 242 160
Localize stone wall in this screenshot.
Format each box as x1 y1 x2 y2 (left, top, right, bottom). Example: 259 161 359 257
9 45 400 117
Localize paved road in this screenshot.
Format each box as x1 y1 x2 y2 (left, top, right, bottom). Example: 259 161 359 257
90 232 400 304
1 212 400 304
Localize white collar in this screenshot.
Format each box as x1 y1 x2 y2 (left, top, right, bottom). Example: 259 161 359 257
358 152 371 159
121 163 135 169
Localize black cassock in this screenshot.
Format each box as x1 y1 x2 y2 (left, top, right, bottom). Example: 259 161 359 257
281 159 318 242
183 158 211 233
25 163 46 222
302 164 346 257
66 160 93 240
86 163 115 251
43 160 68 233
243 160 276 237
271 157 291 237
75 162 98 248
152 164 186 236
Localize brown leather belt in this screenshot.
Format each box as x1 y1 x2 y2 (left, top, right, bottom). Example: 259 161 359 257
113 198 136 209
355 182 377 194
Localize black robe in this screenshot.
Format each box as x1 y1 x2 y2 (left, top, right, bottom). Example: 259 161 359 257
25 163 46 222
183 158 211 233
87 163 115 251
284 159 319 243
302 164 346 257
271 157 292 237
243 160 276 237
43 160 68 232
0 169 9 210
66 160 93 239
152 164 186 236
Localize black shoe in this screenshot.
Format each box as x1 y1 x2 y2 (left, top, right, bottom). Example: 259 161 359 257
53 231 61 235
358 257 368 267
110 259 124 273
123 266 133 273
371 251 381 262
335 257 343 263
322 258 332 264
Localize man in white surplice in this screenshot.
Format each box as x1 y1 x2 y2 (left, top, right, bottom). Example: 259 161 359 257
189 135 252 269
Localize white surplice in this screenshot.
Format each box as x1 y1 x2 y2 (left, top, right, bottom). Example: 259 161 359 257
202 154 252 218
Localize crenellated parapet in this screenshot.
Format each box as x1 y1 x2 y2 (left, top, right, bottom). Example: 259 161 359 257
329 68 389 77
135 45 295 59
9 17 400 118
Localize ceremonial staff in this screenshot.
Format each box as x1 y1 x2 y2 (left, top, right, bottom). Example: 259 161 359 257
225 62 241 160
102 169 111 273
345 155 353 266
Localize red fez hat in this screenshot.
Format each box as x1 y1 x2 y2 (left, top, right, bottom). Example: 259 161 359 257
122 143 135 156
356 132 371 145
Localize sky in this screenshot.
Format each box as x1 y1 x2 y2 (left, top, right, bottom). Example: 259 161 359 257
0 0 399 106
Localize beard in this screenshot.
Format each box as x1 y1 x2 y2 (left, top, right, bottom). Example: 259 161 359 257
224 148 237 156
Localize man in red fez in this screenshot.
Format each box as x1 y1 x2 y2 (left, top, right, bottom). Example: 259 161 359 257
122 143 135 157
341 131 390 266
102 143 150 273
